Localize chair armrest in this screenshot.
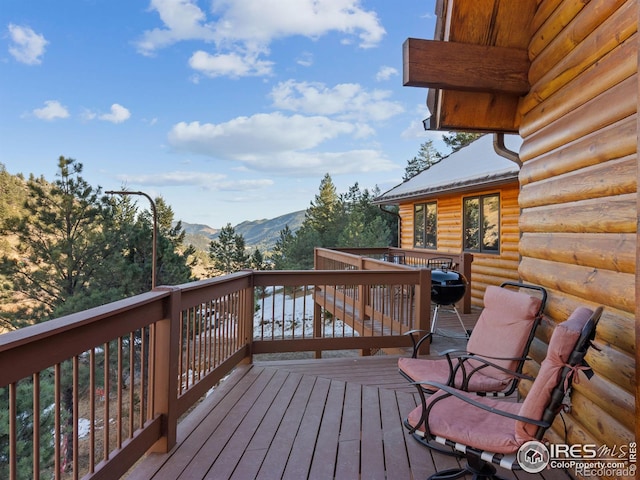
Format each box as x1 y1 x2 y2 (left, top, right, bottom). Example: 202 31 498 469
411 380 550 432
441 350 531 363
454 354 534 390
464 351 531 362
439 348 467 357
404 329 433 358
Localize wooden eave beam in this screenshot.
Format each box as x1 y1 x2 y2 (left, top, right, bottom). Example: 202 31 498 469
403 38 530 95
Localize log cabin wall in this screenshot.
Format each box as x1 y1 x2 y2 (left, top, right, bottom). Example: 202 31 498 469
517 0 636 462
397 182 520 306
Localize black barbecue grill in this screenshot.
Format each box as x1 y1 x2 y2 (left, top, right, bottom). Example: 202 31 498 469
430 268 469 338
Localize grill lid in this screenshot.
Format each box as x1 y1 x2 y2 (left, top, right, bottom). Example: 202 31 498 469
430 269 467 305
431 269 466 286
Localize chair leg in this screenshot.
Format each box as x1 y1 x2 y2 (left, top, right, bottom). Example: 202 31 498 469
465 455 509 480
427 467 467 480
428 455 510 480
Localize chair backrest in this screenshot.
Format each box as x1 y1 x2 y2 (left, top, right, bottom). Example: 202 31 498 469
465 284 546 382
515 306 602 443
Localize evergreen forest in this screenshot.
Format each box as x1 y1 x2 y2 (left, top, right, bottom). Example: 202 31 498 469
0 159 399 333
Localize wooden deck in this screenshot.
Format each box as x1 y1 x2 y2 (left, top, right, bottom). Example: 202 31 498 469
125 356 571 480
125 321 572 480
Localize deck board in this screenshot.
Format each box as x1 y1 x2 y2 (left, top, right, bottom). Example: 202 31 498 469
126 347 572 480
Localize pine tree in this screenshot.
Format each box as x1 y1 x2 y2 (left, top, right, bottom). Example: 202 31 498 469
442 132 482 152
304 173 343 245
403 140 442 181
339 183 392 247
249 248 270 271
208 223 249 275
1 157 112 325
150 197 196 286
272 225 296 270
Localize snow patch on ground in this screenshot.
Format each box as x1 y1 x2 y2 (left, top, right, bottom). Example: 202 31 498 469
253 290 355 338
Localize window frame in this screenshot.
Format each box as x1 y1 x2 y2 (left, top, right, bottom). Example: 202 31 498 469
414 201 437 249
462 193 500 254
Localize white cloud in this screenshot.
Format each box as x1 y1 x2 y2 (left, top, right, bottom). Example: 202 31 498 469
8 24 48 65
208 0 385 48
188 49 273 78
117 170 224 186
134 0 216 56
252 149 397 176
169 112 365 155
270 80 404 121
375 65 398 81
80 109 97 121
296 51 313 67
116 170 273 191
136 0 385 76
99 104 131 123
33 100 69 121
167 112 396 176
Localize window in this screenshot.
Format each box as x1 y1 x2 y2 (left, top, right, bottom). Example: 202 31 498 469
414 202 437 249
463 193 500 253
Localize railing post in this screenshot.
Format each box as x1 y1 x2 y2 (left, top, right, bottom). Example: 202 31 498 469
459 253 473 313
414 268 432 355
358 255 369 323
244 273 255 362
357 256 372 356
149 286 181 453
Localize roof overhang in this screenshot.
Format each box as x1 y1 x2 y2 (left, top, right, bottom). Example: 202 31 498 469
374 171 518 205
404 0 537 133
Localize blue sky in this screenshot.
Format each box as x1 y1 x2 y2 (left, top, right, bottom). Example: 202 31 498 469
1 0 444 228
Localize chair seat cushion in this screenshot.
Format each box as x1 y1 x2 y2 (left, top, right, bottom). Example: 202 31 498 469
406 391 524 454
398 356 510 393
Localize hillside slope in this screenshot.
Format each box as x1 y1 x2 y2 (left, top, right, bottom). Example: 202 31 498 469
181 210 305 252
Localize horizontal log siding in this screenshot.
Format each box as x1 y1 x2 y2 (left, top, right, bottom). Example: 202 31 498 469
397 184 520 306
398 203 414 249
518 0 636 466
436 195 463 252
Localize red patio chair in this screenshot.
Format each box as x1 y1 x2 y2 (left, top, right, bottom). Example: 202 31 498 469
399 282 547 398
404 305 602 480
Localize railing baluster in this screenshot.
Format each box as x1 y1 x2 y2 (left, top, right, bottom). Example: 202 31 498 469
90 348 96 473
54 363 61 480
73 355 79 480
117 337 123 449
103 342 109 463
128 333 135 440
33 373 40 480
140 326 147 429
9 382 16 480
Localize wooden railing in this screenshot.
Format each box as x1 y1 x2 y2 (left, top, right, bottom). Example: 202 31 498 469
315 247 473 313
0 268 431 480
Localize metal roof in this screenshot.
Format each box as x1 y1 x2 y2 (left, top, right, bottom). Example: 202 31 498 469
375 134 522 204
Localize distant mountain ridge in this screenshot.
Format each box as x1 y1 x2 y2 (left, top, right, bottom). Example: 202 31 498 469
179 210 305 252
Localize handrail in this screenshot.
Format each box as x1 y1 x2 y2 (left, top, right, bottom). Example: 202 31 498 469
316 247 473 313
0 267 430 480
